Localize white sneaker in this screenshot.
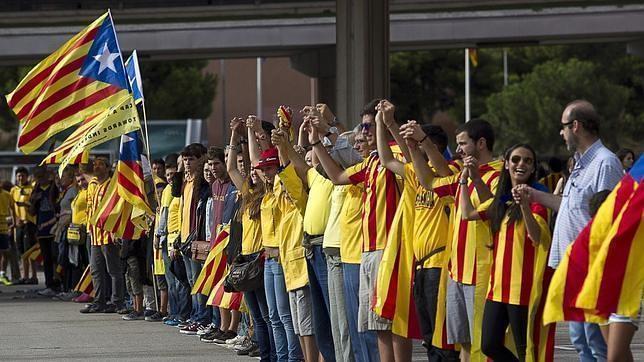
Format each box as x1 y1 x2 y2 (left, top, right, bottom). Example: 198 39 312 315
197 323 216 336
225 334 245 347
37 288 57 297
234 336 252 351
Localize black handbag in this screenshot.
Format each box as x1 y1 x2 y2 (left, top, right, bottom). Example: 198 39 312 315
224 251 265 293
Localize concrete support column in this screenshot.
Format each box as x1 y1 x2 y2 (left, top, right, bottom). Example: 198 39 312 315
289 46 337 111
336 0 389 125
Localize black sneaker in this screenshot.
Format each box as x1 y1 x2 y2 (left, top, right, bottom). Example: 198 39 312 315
80 303 105 314
144 309 156 318
122 311 145 320
200 329 224 343
247 344 261 357
145 311 166 322
103 304 121 313
237 340 259 356
214 330 237 344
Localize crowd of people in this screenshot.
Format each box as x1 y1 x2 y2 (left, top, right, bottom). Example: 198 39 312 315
0 98 639 362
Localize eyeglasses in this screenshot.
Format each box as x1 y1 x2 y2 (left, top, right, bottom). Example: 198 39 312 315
360 123 372 131
561 120 575 130
510 155 534 165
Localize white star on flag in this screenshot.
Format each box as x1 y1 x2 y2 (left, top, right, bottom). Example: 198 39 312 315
94 43 119 74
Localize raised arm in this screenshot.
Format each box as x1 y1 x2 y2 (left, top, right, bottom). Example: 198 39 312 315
378 100 411 163
226 117 245 191
375 105 405 177
309 123 351 185
402 121 452 177
272 128 310 183
403 134 435 190
246 115 263 165
458 167 481 220
464 156 494 203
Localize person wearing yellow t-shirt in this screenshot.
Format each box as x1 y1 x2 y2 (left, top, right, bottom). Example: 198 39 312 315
246 116 303 362
10 167 37 284
225 118 273 359
80 157 126 314
377 107 461 361
402 119 502 362
0 186 15 286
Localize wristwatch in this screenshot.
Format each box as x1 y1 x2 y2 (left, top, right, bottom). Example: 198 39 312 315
324 126 338 138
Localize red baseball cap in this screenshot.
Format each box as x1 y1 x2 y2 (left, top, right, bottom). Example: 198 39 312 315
256 147 279 169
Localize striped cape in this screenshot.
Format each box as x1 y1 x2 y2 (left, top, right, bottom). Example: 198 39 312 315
544 163 643 324
73 265 94 296
22 243 43 264
191 226 230 296
207 276 244 312
6 11 132 154
373 167 421 339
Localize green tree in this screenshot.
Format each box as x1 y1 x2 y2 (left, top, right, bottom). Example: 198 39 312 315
140 60 217 120
484 59 632 155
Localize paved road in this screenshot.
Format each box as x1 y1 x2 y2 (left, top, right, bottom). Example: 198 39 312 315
0 281 641 361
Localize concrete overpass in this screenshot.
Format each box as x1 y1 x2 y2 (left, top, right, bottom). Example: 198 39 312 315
1 0 643 123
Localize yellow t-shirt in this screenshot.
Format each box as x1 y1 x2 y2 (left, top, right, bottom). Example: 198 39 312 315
0 190 14 235
180 179 194 244
71 189 88 225
303 167 334 236
241 209 263 255
405 163 454 269
10 184 35 224
260 190 280 248
339 184 364 264
275 164 309 292
166 186 181 249
323 185 346 249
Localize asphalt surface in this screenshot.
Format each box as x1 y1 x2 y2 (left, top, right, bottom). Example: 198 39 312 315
0 279 641 361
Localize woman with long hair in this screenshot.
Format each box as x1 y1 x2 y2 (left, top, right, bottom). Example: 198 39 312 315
227 117 275 360
459 144 552 362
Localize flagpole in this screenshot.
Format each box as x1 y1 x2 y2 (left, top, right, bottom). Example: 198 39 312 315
465 48 471 123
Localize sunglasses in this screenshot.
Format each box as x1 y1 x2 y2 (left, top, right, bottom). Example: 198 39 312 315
360 123 372 131
510 155 534 165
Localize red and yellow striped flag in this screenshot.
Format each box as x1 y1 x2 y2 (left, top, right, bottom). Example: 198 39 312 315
208 277 243 311
40 115 98 165
192 226 230 295
74 265 94 296
543 171 641 324
22 243 43 264
90 132 152 240
6 11 132 154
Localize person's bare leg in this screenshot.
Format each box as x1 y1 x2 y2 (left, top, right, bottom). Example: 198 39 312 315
607 322 636 362
378 330 395 362
21 257 29 279
393 333 412 362
159 289 168 314
134 294 143 313
301 335 319 362
460 343 471 362
29 260 36 279
229 309 241 332
0 253 7 274
600 325 610 346
219 307 231 331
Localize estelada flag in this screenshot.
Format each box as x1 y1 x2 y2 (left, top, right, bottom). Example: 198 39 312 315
191 226 230 296
40 115 98 165
543 157 643 325
208 276 243 312
7 11 132 154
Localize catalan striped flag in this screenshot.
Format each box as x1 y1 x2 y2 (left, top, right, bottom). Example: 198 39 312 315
6 11 132 154
90 131 153 240
192 226 230 295
539 172 563 194
543 157 643 325
208 277 244 311
22 243 44 264
73 265 94 296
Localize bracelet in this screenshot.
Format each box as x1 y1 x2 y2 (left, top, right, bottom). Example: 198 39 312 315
311 140 322 147
459 179 468 185
419 135 428 144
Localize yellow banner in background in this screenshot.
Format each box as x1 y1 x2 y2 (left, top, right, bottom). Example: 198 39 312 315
58 94 140 174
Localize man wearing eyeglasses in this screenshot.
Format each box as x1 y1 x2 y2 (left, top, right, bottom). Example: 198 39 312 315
523 100 622 362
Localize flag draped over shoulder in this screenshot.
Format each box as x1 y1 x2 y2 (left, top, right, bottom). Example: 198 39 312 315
6 11 133 154
544 158 644 325
192 226 230 296
89 131 153 240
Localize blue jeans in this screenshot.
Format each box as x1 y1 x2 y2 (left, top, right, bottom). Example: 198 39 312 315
162 248 179 318
245 287 277 362
343 263 379 362
182 254 210 325
569 322 607 362
264 259 303 362
306 245 335 362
